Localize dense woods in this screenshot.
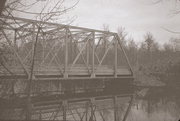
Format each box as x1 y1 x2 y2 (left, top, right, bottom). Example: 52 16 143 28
116 28 180 86
122 32 180 72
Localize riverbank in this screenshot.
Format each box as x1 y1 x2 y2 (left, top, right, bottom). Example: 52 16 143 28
133 68 165 87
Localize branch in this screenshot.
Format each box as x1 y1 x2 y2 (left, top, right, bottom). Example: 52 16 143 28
151 0 162 4
8 0 79 15
161 27 180 34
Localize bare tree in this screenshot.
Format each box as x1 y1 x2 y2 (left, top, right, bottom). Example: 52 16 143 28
169 37 180 51
103 24 110 32
144 32 155 65
144 32 154 52
151 0 180 34
127 38 138 66
117 27 128 47
0 0 79 76
163 42 174 52
2 0 79 23
0 0 79 120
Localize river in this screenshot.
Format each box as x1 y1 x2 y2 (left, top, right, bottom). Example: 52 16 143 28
127 84 180 121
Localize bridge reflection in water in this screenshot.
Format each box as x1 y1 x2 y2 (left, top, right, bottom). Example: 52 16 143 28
0 16 134 121
1 91 134 121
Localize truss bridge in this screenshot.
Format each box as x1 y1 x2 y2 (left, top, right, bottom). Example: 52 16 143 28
0 15 134 121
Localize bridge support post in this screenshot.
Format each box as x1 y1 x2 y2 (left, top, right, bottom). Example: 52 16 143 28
91 32 95 78
114 36 118 78
64 28 69 78
86 39 89 66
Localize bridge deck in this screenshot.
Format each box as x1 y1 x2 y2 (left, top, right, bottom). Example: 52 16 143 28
0 65 132 79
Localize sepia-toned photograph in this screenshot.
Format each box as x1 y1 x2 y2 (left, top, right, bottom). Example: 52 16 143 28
0 0 180 120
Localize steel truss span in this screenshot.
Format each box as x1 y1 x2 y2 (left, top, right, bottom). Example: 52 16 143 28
0 15 133 79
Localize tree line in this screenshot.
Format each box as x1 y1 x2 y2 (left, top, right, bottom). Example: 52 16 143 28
116 27 180 76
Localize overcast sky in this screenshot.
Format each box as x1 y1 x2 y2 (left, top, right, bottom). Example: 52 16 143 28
66 0 180 44
16 0 180 44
